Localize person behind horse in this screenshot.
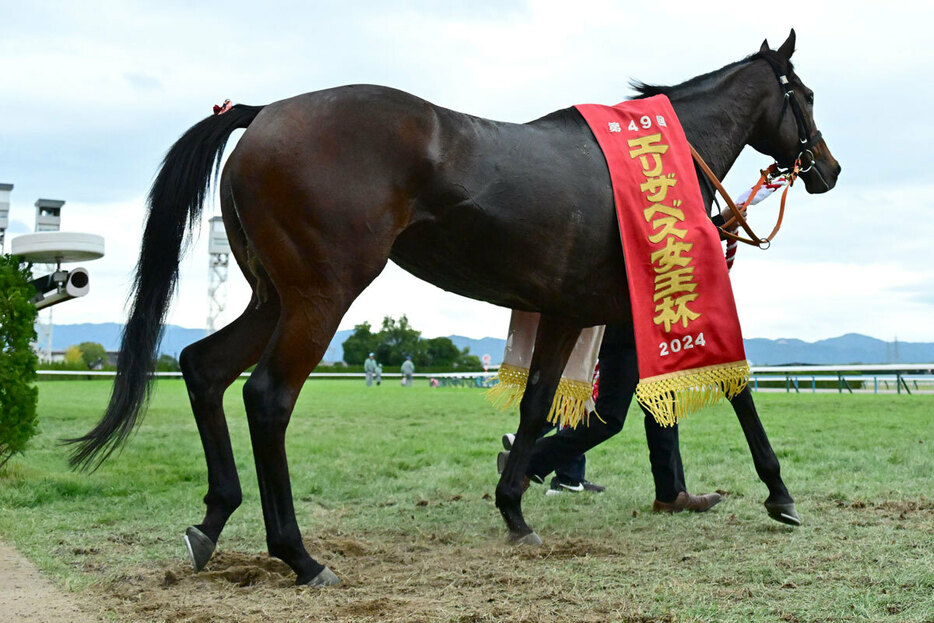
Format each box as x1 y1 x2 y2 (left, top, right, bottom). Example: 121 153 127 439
509 323 722 512
401 355 415 386
509 192 750 507
502 422 605 494
364 353 379 386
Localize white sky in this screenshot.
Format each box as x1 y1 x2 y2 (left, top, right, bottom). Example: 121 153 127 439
2 1 933 342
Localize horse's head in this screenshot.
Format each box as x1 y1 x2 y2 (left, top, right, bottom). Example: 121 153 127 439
748 29 841 194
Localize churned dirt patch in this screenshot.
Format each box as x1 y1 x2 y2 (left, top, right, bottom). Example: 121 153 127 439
86 532 654 623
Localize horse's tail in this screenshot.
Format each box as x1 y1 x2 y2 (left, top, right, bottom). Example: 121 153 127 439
67 104 265 470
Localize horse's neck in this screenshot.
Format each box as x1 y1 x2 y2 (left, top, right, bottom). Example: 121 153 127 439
669 62 772 209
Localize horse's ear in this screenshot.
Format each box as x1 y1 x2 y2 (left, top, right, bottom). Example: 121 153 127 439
759 38 770 53
777 29 796 60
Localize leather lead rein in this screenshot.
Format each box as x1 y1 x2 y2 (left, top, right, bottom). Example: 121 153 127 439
690 145 796 249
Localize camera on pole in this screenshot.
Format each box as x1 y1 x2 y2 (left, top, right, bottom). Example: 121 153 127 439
27 266 92 311
9 199 105 311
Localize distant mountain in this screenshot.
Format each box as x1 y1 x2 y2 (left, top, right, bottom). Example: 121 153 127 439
324 330 353 362
45 323 356 363
42 323 934 366
743 333 934 365
45 323 208 357
448 335 509 364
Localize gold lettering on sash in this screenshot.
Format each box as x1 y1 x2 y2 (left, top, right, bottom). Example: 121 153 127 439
627 132 701 331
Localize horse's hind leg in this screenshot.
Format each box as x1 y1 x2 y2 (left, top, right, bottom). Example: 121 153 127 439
242 289 367 586
226 108 419 583
178 174 283 570
233 211 388 584
496 315 581 544
730 387 800 525
179 295 280 570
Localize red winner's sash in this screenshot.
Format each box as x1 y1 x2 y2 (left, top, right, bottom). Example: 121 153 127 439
576 95 749 426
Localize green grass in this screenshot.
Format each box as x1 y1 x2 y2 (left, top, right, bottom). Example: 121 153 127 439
1 380 932 621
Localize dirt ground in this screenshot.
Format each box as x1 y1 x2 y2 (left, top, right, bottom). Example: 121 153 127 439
4 506 933 622
0 541 103 622
0 532 659 623
101 534 639 623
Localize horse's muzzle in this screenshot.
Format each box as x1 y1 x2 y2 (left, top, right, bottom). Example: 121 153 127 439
802 141 841 194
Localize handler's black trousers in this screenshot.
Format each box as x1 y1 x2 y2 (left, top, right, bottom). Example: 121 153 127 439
526 323 688 503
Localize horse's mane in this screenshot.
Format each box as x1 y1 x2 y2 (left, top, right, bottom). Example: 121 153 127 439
629 51 794 100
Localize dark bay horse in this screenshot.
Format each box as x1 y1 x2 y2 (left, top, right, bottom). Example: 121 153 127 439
69 30 839 586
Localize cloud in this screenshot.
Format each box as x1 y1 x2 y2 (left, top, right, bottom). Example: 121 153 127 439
730 258 934 342
123 73 164 92
4 1 934 342
5 219 31 235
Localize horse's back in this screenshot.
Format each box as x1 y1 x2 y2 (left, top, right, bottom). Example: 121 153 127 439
393 104 630 319
226 85 631 324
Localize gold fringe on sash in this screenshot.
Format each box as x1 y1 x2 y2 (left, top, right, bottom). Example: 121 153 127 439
485 362 595 429
636 360 750 427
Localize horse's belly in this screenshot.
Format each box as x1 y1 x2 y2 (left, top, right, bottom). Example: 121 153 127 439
389 210 632 324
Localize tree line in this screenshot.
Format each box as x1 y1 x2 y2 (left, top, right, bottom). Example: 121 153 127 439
342 315 482 370
44 315 482 373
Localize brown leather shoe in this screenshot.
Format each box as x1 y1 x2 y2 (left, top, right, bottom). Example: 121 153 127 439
652 491 722 513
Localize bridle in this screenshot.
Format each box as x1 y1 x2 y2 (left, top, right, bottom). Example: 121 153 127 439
692 53 823 249
762 54 823 172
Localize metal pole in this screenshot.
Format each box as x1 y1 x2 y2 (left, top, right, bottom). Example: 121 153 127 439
0 183 12 254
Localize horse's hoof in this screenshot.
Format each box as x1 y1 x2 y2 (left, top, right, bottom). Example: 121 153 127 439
765 501 801 526
184 526 216 571
301 566 340 587
509 531 543 546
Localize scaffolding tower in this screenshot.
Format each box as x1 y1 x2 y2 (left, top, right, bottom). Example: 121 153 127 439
34 199 66 362
206 216 231 335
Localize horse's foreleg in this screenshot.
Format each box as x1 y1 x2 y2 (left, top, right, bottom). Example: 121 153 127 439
731 386 800 525
496 315 581 543
179 296 280 571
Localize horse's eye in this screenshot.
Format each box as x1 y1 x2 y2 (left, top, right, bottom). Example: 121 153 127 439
806 93 814 105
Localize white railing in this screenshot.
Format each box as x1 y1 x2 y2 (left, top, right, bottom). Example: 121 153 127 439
35 370 495 380
36 364 934 394
747 364 934 395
